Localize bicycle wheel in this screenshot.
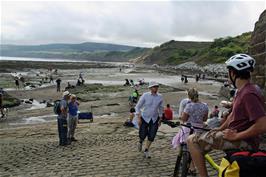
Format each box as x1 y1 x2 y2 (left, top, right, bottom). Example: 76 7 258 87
181 151 190 177
173 152 182 177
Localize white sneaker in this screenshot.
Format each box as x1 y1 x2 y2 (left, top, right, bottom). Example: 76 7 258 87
138 142 142 152
144 150 151 158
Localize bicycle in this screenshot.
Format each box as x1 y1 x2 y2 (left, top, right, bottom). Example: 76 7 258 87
163 120 221 177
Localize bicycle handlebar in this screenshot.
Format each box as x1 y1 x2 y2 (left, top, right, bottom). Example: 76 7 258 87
162 120 210 131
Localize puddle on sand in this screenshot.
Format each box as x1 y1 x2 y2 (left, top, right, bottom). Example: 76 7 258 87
25 100 47 110
95 112 118 118
8 114 57 126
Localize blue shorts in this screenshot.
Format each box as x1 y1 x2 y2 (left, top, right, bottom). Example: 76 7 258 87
139 117 159 142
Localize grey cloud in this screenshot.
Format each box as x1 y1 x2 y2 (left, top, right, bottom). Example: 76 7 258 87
1 1 265 47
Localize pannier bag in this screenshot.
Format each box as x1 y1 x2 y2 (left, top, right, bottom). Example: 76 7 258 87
229 151 266 177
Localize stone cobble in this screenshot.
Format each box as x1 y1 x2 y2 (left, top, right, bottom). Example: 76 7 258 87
0 124 223 177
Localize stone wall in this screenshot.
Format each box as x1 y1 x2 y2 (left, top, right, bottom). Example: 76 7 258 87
249 10 266 97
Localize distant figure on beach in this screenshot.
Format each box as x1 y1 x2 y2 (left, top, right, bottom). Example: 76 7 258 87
68 94 79 142
56 78 62 92
223 81 230 87
79 72 83 80
15 78 20 90
138 79 145 85
195 74 199 82
19 75 25 87
119 67 122 72
0 90 4 118
202 74 206 80
181 75 184 83
49 75 54 83
57 91 71 146
65 82 75 90
76 78 82 86
135 81 163 158
124 79 130 86
130 79 134 86
184 76 188 84
163 104 173 120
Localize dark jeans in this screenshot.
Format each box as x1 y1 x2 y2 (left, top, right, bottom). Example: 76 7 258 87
139 118 159 142
57 85 60 92
57 117 68 145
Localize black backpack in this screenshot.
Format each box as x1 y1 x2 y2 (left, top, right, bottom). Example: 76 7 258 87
53 100 61 115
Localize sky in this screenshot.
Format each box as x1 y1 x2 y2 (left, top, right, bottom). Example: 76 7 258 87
1 0 265 47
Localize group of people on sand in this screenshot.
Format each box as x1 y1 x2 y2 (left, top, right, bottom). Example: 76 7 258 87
181 75 188 84
13 73 25 90
125 54 266 177
195 73 206 82
56 91 80 146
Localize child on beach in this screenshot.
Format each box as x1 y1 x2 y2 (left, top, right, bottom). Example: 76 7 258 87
68 94 79 142
124 108 139 129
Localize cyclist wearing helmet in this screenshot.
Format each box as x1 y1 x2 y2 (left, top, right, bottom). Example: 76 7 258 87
187 54 266 177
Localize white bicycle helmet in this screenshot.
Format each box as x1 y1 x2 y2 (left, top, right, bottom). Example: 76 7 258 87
225 54 255 71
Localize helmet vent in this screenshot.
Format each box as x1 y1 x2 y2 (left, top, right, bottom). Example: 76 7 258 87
237 63 247 68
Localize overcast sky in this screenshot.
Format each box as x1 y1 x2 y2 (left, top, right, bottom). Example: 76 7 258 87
1 0 265 47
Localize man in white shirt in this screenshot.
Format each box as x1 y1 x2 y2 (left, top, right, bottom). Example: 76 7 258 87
135 81 164 158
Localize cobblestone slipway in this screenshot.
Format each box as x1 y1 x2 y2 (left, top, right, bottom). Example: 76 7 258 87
0 119 224 177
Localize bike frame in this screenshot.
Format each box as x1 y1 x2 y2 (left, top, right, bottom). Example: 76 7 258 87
164 121 222 177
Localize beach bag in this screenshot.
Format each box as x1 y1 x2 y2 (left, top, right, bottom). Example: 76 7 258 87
53 100 61 115
229 151 266 177
78 112 93 121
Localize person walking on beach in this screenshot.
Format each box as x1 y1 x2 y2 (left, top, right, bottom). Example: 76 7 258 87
15 78 19 90
57 91 71 146
56 78 62 92
67 94 79 142
184 76 188 84
49 75 54 83
0 90 4 118
135 81 164 158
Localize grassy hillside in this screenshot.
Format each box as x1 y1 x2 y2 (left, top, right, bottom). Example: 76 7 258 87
139 32 251 65
0 42 149 62
196 32 251 64
138 40 211 65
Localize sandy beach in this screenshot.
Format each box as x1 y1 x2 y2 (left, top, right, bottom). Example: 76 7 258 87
1 59 228 176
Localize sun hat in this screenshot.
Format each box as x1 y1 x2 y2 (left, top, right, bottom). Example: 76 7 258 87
148 81 159 88
71 94 76 98
63 91 71 97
